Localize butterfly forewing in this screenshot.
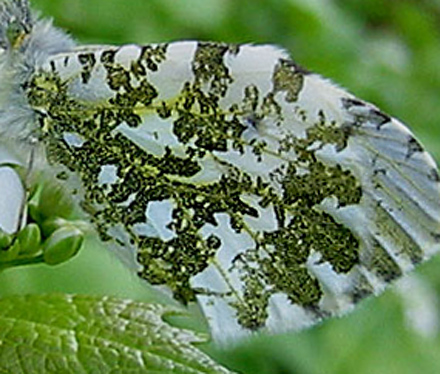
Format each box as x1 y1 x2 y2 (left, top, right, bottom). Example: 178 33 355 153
25 41 440 342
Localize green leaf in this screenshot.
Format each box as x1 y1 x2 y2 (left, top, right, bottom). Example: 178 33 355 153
0 294 234 374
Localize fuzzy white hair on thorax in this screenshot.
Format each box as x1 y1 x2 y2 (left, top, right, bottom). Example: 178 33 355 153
0 0 75 145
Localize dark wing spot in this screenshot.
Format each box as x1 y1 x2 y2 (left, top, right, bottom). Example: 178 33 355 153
100 49 116 65
350 283 374 303
370 109 391 128
192 42 233 97
428 168 440 182
341 97 366 109
281 58 310 75
406 136 424 159
365 239 403 282
272 59 304 102
78 53 96 67
139 44 168 72
342 98 391 129
78 53 97 84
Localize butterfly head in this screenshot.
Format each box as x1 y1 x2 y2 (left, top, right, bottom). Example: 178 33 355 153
0 0 32 53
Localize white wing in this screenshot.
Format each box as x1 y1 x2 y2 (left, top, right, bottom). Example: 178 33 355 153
24 41 440 343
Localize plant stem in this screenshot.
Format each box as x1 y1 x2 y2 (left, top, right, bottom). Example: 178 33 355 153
0 254 45 271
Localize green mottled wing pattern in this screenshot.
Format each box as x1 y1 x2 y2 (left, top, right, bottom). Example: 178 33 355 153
24 41 440 342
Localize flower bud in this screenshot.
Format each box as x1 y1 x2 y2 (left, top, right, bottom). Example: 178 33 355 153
17 223 41 255
0 239 20 262
0 230 12 250
31 180 75 224
40 217 69 238
43 227 84 265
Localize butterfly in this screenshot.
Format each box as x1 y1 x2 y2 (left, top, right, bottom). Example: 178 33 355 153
1 0 439 343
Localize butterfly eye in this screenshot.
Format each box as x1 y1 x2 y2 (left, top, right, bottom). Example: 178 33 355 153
6 19 28 49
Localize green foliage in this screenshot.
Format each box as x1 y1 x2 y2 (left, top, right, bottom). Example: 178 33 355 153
0 174 85 270
0 294 235 374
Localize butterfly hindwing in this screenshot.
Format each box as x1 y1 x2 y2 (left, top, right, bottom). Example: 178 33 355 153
24 41 440 342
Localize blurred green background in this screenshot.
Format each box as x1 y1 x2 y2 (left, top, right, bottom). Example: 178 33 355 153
2 0 440 373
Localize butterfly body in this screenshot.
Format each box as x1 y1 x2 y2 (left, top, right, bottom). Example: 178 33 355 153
1 0 440 343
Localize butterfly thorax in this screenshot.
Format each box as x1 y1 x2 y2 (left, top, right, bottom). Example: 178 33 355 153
0 0 74 143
